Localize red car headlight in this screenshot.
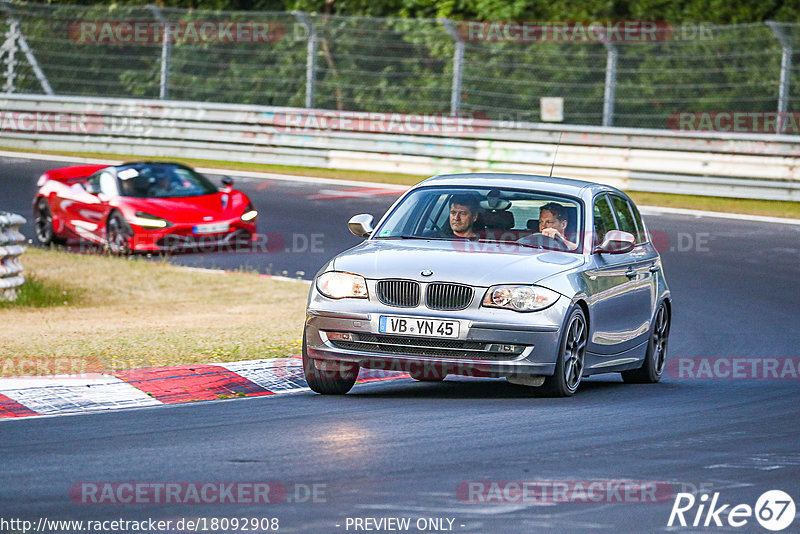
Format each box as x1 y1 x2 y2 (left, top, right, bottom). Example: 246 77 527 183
241 204 257 222
129 212 172 228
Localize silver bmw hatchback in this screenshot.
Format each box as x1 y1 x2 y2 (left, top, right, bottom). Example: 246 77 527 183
303 173 671 396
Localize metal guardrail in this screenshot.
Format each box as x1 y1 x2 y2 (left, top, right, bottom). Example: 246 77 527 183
0 212 26 302
1 94 799 201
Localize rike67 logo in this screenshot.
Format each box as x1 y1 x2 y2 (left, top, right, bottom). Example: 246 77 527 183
668 490 795 531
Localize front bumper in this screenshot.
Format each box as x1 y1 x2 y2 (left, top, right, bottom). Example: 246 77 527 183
305 283 569 380
128 220 257 252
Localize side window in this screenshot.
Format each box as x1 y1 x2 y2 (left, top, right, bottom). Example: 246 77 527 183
610 195 638 239
593 194 617 244
628 200 648 244
86 172 101 190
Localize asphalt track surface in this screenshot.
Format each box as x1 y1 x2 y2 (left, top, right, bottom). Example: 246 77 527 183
2 154 800 533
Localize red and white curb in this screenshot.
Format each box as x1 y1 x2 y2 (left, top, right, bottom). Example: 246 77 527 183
0 358 408 419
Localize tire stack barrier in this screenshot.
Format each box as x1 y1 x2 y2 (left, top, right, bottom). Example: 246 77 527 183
0 212 26 301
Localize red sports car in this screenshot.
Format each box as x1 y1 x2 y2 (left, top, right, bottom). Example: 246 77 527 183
33 161 258 253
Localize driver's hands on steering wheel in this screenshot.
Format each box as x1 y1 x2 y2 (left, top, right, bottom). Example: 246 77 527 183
540 228 566 242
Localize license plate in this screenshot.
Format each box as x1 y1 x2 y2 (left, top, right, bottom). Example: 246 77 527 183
193 222 229 234
379 316 459 338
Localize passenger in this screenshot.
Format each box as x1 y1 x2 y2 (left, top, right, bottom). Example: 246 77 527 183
538 202 577 250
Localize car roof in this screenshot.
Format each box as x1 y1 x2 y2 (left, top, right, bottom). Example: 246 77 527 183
413 173 627 199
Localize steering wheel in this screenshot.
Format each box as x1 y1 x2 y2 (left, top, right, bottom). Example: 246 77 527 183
517 232 569 252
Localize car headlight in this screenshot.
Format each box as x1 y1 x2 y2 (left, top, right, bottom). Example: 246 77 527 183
241 204 257 221
482 285 560 312
316 271 369 299
129 212 171 228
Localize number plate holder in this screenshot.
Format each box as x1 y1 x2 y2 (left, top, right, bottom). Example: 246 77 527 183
378 316 460 338
193 222 229 234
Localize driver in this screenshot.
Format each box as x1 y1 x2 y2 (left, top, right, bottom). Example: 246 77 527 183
147 173 173 197
539 202 577 250
424 193 481 239
446 194 481 239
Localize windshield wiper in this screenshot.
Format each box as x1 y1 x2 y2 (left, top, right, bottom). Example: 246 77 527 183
376 234 437 240
473 238 538 248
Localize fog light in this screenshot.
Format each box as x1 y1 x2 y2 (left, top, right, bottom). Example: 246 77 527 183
486 343 525 354
326 332 354 342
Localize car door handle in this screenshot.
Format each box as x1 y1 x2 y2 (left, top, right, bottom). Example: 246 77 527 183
625 269 637 279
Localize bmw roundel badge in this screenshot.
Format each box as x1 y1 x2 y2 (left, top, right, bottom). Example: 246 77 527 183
421 270 433 277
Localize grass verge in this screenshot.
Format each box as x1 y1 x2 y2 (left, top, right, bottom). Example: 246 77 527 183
0 274 81 309
0 248 308 377
626 191 800 219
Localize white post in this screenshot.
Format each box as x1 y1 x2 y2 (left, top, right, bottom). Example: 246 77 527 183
293 11 317 109
1 0 53 95
2 20 17 93
602 41 617 127
438 18 464 116
766 21 792 134
148 5 170 100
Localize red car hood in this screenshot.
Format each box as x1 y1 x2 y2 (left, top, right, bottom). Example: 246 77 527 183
119 192 249 223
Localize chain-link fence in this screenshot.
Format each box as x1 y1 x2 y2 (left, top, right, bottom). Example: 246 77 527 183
2 1 799 130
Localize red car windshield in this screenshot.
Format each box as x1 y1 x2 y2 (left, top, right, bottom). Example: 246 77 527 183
116 163 218 198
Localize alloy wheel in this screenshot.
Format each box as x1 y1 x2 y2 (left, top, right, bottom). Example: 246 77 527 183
564 312 587 391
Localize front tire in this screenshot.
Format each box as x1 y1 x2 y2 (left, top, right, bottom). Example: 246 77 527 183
302 334 358 395
540 306 587 397
622 302 670 384
106 212 133 255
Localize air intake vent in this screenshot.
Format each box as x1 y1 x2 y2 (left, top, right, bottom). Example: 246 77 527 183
376 280 420 307
426 283 473 310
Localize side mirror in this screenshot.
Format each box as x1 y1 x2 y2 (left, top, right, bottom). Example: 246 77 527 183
594 230 635 254
85 181 101 195
348 214 374 238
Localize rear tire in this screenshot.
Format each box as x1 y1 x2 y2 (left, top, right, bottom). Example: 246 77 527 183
34 198 63 246
622 302 670 384
540 306 587 397
302 334 358 395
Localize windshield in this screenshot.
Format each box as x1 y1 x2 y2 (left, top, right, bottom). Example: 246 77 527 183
115 163 218 198
373 186 583 252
